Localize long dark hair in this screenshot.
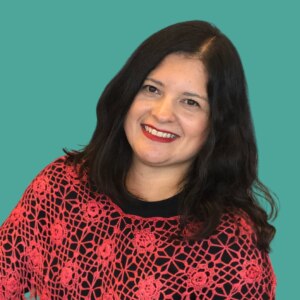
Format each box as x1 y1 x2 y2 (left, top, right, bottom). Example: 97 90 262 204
65 20 277 252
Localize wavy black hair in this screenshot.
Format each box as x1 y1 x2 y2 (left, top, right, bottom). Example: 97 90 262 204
65 20 277 251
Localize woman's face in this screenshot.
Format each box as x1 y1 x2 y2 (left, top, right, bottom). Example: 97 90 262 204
124 53 210 173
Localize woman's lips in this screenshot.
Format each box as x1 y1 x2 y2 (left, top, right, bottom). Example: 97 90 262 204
141 124 179 143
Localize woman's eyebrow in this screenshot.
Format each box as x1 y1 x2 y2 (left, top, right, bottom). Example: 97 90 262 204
145 78 164 86
183 92 208 102
145 77 208 101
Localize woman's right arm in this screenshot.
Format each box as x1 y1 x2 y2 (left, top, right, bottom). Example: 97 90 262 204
0 177 42 299
0 185 34 298
0 160 56 299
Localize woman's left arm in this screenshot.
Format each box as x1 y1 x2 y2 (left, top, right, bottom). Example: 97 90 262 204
211 213 277 299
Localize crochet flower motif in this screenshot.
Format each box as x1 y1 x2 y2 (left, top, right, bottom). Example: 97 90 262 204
60 261 79 288
27 243 44 275
32 175 51 198
133 229 156 253
241 260 262 283
97 239 116 267
136 276 162 299
234 214 254 238
239 217 251 230
187 264 210 290
182 220 203 239
65 165 81 185
101 289 120 300
1 271 21 299
50 220 66 245
82 200 105 221
9 205 25 226
39 288 51 300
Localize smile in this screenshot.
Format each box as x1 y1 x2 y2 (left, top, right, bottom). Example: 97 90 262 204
141 124 179 143
144 125 177 138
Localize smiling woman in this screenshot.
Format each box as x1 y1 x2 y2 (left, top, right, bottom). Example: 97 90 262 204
0 20 277 299
124 53 210 201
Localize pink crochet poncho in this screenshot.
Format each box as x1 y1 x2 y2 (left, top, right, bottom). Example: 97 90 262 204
0 157 276 299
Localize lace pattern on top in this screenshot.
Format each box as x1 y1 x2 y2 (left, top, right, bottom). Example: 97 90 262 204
0 157 276 299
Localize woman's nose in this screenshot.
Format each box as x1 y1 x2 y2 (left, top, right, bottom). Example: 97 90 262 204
151 98 176 122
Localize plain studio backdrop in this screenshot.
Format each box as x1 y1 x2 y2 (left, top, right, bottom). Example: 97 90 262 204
0 1 299 299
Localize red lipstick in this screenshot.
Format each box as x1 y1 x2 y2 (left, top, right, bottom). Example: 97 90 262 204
141 124 179 143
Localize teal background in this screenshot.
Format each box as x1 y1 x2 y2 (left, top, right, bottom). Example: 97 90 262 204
0 1 298 298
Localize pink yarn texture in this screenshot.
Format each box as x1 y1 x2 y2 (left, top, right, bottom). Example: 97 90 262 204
0 157 276 299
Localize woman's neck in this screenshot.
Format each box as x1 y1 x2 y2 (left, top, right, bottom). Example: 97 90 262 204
125 162 185 202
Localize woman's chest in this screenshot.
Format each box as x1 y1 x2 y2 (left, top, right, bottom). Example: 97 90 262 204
29 215 212 299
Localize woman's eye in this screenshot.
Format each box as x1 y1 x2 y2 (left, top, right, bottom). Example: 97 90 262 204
142 85 159 94
183 99 200 107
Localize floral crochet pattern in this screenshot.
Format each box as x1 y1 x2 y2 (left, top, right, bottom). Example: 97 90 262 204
241 260 262 283
136 276 162 299
60 260 79 288
186 264 211 290
97 239 116 267
51 220 66 245
133 228 157 254
0 157 276 299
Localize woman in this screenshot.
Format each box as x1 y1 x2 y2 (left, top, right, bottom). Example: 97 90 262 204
0 20 277 299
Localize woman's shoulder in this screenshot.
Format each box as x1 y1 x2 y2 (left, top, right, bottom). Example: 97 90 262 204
211 210 258 248
185 210 255 241
23 155 87 203
219 210 255 235
35 155 75 175
33 155 84 184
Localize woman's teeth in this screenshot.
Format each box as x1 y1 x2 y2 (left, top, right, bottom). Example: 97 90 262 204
144 125 176 138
